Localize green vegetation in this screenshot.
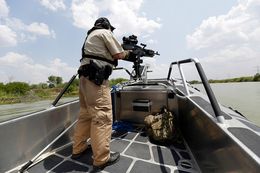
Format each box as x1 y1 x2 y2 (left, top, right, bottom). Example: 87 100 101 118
253 73 260 81
47 75 63 88
0 76 128 105
189 73 260 84
4 82 30 95
0 76 80 105
109 78 128 87
0 82 31 104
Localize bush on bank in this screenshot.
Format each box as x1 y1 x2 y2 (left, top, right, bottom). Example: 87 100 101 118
0 76 127 104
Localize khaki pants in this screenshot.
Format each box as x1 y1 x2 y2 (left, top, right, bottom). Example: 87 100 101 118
73 77 112 166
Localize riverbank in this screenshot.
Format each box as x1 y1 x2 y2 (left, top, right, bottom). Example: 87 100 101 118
0 88 78 105
1 76 259 105
0 78 127 105
190 73 260 84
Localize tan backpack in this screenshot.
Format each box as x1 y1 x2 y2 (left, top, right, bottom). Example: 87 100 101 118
144 108 178 142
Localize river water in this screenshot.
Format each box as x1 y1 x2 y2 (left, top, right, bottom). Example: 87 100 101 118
193 82 260 126
0 97 78 122
0 82 259 126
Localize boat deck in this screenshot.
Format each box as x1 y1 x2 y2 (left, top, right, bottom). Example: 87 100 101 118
24 127 199 173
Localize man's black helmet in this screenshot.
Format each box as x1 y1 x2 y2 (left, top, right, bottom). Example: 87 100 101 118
94 17 115 31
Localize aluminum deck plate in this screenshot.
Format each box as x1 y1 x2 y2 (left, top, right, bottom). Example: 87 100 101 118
26 128 199 173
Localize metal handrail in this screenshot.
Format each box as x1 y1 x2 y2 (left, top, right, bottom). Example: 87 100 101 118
52 74 78 106
167 58 225 123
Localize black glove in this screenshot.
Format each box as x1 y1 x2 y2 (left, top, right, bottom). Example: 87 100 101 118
124 50 137 62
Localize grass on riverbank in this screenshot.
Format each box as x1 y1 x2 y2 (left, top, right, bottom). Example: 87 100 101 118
0 88 78 105
0 78 128 105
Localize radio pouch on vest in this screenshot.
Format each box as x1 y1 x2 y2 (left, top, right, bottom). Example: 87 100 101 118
88 60 105 86
78 60 112 86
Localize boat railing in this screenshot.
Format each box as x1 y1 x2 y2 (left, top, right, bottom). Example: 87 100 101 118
167 58 225 124
113 67 134 78
51 74 78 107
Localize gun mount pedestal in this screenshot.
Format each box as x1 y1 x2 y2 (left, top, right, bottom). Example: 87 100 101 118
132 55 143 80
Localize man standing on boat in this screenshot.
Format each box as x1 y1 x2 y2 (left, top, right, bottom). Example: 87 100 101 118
71 17 130 172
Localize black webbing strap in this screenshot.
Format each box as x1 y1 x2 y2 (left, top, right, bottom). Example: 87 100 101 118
81 54 117 66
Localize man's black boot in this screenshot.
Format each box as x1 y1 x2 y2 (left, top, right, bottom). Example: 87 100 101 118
91 152 120 172
71 144 91 160
71 149 87 160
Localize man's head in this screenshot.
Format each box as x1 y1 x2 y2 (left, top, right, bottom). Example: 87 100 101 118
94 17 115 31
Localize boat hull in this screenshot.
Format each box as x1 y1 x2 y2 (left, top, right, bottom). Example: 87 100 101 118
0 101 79 173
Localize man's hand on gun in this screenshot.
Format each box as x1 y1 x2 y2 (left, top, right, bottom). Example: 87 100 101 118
123 50 137 62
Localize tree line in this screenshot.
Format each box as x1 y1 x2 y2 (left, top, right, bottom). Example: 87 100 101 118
0 75 78 104
0 76 127 104
190 73 260 84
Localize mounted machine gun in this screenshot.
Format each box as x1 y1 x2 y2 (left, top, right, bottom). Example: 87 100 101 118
121 35 159 80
